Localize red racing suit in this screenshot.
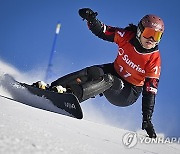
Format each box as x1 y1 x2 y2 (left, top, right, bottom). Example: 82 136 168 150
88 20 161 118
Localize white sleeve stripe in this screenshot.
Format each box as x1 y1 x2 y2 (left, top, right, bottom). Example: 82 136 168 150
103 24 107 33
149 87 158 94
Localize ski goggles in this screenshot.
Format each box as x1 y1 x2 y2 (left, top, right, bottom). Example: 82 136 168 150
142 27 163 42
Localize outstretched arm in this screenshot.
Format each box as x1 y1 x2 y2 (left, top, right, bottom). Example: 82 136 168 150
79 8 117 42
142 77 159 138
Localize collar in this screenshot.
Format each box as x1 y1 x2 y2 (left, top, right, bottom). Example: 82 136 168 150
129 36 159 53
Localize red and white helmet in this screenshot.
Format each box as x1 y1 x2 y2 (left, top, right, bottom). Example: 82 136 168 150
137 14 164 42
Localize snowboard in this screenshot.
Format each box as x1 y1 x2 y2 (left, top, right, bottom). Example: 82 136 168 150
0 74 83 119
18 82 83 119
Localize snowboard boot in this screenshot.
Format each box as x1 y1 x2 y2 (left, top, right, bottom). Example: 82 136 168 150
32 81 49 90
50 85 67 93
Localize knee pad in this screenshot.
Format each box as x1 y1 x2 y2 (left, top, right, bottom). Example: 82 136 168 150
87 66 104 80
104 76 126 106
80 74 114 102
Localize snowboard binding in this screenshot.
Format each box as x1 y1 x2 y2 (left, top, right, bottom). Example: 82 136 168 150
32 81 67 94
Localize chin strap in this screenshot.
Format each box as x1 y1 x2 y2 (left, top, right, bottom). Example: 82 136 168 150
136 26 144 46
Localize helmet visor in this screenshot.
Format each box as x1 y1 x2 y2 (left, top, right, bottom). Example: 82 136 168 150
142 27 163 42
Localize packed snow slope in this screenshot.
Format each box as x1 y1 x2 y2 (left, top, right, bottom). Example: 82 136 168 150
0 60 180 154
1 97 180 154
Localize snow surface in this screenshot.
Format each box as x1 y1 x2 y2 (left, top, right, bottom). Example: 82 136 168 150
0 60 180 154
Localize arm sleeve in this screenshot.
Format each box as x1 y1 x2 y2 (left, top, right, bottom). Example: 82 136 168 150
142 78 159 118
87 19 118 42
142 51 161 119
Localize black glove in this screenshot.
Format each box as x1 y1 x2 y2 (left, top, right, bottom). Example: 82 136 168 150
78 8 98 22
142 116 157 138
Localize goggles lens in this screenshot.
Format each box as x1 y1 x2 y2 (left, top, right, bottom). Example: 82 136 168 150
142 27 163 42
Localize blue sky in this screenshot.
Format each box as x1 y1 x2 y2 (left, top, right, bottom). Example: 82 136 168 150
0 0 180 137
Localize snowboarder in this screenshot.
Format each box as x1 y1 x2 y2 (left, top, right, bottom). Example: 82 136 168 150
33 8 164 138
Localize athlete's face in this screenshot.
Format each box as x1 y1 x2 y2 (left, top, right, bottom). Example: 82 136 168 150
140 35 157 49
